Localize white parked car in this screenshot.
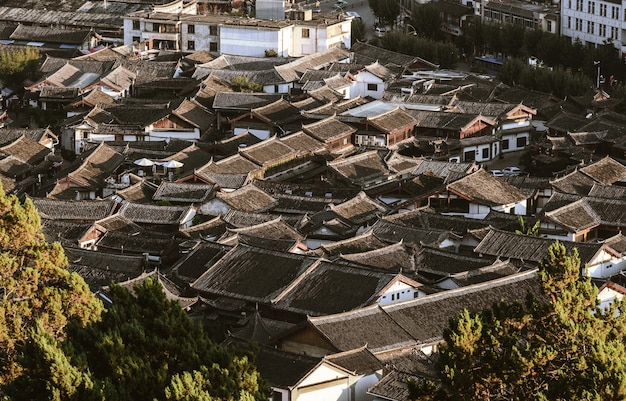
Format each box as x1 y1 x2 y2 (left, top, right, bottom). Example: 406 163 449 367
502 166 522 176
374 27 388 37
489 169 504 177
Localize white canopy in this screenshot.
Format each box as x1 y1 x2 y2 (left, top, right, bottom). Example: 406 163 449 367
134 158 155 166
160 160 184 169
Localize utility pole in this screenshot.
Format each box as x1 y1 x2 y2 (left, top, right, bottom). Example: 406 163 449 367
594 60 601 89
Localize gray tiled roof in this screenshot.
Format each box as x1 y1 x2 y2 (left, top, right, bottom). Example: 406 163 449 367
383 270 543 345
302 116 356 142
191 244 317 303
473 228 603 264
308 305 417 353
239 136 298 166
339 242 417 273
212 92 284 111
447 169 528 207
325 346 384 375
65 247 145 291
153 181 215 203
368 107 418 133
415 247 495 275
0 135 50 165
118 202 194 225
580 157 626 184
329 150 390 185
320 232 389 257
31 198 116 221
217 184 277 213
173 241 233 282
370 219 449 248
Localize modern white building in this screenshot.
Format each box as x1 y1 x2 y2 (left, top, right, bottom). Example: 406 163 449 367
123 0 351 57
480 0 559 34
561 0 624 59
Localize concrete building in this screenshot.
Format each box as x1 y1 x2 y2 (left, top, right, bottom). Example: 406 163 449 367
124 0 351 57
561 0 624 59
480 0 559 34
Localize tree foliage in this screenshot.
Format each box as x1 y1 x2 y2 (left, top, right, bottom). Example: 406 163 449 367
379 31 458 69
515 215 540 236
230 76 263 92
409 242 626 400
351 19 367 45
410 3 443 41
368 0 400 27
0 47 43 85
5 278 270 401
0 183 103 383
498 58 593 98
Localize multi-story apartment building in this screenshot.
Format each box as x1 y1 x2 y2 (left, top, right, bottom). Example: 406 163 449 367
124 0 352 57
561 0 624 59
480 0 559 34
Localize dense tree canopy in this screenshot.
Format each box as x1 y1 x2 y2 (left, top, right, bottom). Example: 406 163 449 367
0 184 268 400
368 0 400 28
410 3 443 41
0 183 103 383
379 32 458 69
351 19 367 45
4 278 270 401
409 242 626 400
498 58 593 98
0 47 42 85
230 76 262 92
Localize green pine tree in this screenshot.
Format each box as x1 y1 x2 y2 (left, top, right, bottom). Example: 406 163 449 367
0 183 103 383
64 278 270 401
410 241 626 400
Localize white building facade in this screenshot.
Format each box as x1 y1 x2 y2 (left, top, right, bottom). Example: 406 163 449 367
123 1 351 57
561 0 625 59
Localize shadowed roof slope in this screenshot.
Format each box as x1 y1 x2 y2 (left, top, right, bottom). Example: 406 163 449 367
383 270 543 344
274 261 413 316
447 169 527 206
307 305 416 353
191 244 317 303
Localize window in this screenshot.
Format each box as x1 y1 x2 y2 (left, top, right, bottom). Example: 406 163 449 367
547 20 552 32
567 16 571 29
502 139 510 150
367 83 378 91
187 40 195 50
152 23 160 32
611 26 618 40
599 24 606 37
132 36 140 43
576 0 582 10
188 24 195 34
517 137 527 148
132 20 140 30
575 18 582 31
209 42 217 52
587 20 594 34
482 147 489 159
600 3 607 16
209 26 218 36
612 6 619 19
588 1 594 14
302 28 310 38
